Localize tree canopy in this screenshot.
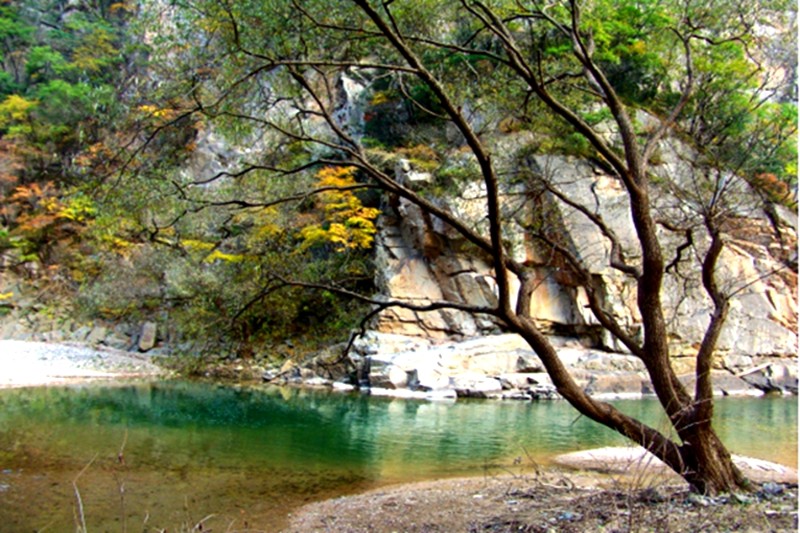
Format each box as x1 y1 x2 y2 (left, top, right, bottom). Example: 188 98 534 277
126 0 798 495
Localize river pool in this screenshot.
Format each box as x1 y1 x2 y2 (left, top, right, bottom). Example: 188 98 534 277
0 381 795 531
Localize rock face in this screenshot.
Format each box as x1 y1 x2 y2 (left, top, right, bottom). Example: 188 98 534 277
352 120 797 400
371 133 798 360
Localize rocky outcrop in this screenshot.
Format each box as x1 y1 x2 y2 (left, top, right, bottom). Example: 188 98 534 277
279 126 798 399
0 299 169 355
373 213 499 339
325 330 790 400
371 129 797 360
346 133 798 400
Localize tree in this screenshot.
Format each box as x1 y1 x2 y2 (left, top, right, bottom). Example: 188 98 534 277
145 0 796 494
0 1 161 325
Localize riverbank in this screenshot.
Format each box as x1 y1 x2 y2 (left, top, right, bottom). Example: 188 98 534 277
283 466 798 532
0 339 163 387
278 331 799 401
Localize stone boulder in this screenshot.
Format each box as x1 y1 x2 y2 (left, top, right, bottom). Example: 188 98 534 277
583 372 650 400
678 370 763 397
739 363 799 395
451 373 503 398
348 330 796 401
362 333 549 397
138 321 158 352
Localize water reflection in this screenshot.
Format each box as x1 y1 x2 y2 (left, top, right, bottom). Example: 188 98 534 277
0 382 795 531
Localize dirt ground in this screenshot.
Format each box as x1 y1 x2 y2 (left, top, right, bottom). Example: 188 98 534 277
282 470 797 533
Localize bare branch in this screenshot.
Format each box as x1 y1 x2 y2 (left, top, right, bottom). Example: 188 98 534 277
693 224 728 420
271 274 500 317
541 178 642 278
354 0 514 316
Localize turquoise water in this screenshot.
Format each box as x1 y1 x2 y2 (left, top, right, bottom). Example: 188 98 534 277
0 381 795 531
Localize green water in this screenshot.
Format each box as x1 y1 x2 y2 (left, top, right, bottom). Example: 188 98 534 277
0 382 796 531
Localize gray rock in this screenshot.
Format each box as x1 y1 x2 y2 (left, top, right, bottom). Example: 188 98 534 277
395 158 433 187
387 364 411 389
502 390 533 401
721 354 755 372
679 370 763 397
86 325 108 345
138 321 157 352
69 326 92 342
760 482 785 497
515 353 544 372
415 366 450 391
304 376 332 387
498 373 533 389
530 385 559 400
299 367 318 380
452 374 502 398
41 330 64 343
356 329 795 401
584 372 647 399
105 333 132 351
332 381 356 392
740 363 798 394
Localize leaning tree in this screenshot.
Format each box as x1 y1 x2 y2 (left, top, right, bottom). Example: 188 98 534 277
139 0 797 494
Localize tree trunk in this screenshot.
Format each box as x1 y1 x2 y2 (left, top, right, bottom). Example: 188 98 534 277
511 317 749 495
674 425 750 495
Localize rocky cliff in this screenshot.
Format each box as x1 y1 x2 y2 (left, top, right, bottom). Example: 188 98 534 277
346 122 798 399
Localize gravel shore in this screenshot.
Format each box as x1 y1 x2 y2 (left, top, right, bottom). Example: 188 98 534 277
282 469 798 532
0 339 163 387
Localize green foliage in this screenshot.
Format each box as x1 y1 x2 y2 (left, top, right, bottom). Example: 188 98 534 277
60 0 798 359
26 46 72 80
0 0 129 182
0 0 146 338
0 94 36 136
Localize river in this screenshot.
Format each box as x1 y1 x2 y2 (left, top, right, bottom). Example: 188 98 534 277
0 381 795 531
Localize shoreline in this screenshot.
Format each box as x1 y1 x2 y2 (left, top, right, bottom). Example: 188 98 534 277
0 339 163 388
282 459 798 533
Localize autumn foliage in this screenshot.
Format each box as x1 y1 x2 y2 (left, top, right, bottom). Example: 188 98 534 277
299 166 380 252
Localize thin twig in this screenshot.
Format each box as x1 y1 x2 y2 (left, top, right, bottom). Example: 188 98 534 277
73 453 99 533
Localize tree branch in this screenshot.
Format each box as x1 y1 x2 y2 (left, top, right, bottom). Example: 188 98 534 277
693 223 728 423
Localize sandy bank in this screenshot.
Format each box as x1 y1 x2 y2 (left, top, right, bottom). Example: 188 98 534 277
0 339 163 387
555 446 798 484
283 451 798 532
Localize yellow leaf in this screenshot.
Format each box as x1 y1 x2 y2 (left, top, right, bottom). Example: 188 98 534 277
0 95 37 129
203 250 247 263
298 166 380 252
